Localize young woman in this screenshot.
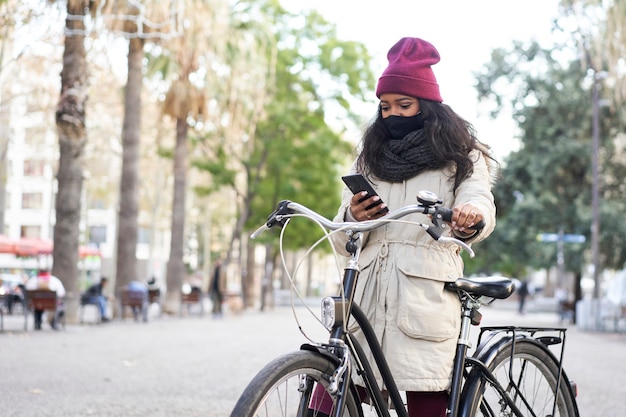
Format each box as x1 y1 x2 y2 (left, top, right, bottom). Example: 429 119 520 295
309 37 497 417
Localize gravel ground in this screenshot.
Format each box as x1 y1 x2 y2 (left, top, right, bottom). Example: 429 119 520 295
1 300 624 417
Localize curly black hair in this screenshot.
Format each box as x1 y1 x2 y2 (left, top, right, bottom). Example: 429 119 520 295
356 100 496 193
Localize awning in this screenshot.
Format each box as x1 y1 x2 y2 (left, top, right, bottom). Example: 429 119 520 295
79 245 102 258
0 237 96 258
13 238 53 257
0 235 15 253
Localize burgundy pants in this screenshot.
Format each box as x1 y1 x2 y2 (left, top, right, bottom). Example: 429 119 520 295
309 383 447 417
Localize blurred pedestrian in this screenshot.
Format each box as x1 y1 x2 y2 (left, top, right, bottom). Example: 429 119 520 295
210 259 226 318
84 277 110 322
146 275 161 309
517 279 530 315
127 280 149 321
146 275 160 292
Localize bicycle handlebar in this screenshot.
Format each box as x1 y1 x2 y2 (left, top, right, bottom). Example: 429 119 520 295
250 191 484 257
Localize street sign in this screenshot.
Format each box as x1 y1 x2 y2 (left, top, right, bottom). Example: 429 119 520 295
536 233 586 243
537 233 559 242
563 234 586 243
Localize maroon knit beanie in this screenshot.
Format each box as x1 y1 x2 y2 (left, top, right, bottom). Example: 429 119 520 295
375 37 443 102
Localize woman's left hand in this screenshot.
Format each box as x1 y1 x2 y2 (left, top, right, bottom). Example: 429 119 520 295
450 204 483 234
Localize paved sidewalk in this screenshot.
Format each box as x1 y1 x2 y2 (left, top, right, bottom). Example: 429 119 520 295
1 300 624 416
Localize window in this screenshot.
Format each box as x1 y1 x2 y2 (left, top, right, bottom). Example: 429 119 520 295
21 193 43 209
21 225 41 238
89 226 107 246
89 198 107 210
23 160 45 177
138 227 151 245
24 126 47 147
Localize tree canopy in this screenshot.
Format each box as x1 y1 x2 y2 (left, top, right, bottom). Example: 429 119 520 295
192 2 374 255
468 13 626 284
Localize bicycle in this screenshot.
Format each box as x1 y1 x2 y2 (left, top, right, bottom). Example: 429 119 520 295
231 191 579 417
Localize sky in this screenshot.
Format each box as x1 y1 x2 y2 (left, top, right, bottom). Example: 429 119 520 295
283 0 563 161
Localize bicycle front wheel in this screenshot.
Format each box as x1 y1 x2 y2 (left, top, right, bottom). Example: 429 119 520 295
464 338 578 417
230 350 363 417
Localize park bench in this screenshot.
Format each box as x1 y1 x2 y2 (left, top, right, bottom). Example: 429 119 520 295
558 299 576 324
180 287 204 316
24 289 65 331
0 294 5 331
120 289 148 322
147 288 161 317
148 288 160 305
602 303 626 333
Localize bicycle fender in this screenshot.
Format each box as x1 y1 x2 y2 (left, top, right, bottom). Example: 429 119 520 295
299 344 369 416
458 335 566 417
472 327 517 360
300 343 342 366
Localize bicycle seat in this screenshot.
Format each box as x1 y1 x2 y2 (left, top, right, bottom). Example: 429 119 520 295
445 276 515 299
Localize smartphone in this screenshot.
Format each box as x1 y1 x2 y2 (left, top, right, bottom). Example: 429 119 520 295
341 174 389 215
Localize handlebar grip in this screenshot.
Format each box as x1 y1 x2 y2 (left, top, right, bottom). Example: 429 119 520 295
471 219 486 231
435 207 485 231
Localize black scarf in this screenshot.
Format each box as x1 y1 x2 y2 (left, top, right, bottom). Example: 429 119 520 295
372 129 446 182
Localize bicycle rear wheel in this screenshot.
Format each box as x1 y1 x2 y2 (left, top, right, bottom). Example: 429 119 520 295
463 338 578 417
230 350 363 417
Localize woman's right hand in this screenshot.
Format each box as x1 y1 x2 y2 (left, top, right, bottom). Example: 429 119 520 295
349 192 387 222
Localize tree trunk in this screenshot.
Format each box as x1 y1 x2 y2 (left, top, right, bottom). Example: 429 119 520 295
53 0 88 323
260 243 273 311
164 117 188 313
244 238 255 309
115 36 144 297
0 130 7 235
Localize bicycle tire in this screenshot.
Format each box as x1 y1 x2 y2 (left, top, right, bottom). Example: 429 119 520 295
462 338 578 417
230 350 363 417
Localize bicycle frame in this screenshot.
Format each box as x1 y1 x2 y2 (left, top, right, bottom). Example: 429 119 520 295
307 234 571 417
244 198 577 417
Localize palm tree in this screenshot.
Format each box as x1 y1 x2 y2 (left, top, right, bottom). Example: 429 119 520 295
100 1 180 300
158 0 274 312
115 33 144 295
53 0 92 321
161 49 206 312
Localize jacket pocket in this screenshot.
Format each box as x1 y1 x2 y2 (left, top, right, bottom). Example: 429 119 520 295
396 265 460 342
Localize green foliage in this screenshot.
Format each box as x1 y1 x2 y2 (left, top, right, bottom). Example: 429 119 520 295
247 110 352 250
191 1 372 253
192 139 237 195
472 38 626 277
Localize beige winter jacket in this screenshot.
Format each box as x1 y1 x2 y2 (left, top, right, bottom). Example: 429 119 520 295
332 150 495 392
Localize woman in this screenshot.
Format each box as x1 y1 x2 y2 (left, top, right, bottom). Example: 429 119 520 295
309 37 497 417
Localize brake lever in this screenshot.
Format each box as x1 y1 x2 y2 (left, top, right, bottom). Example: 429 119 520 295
250 200 293 239
419 224 475 258
439 236 475 258
250 224 269 239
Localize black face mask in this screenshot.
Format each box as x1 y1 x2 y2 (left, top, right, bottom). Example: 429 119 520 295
382 112 424 140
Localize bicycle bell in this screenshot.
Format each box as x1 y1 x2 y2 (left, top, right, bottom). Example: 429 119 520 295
417 190 442 206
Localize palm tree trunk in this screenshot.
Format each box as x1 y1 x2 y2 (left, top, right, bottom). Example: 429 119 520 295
164 117 188 313
53 0 88 322
116 36 144 296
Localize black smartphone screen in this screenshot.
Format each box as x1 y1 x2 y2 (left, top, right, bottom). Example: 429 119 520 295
341 174 389 214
